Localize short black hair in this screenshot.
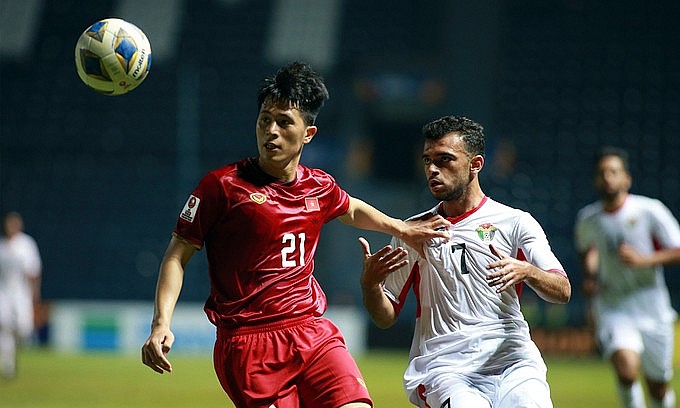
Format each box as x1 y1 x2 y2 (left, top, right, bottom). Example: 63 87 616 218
257 61 329 125
594 146 630 171
422 115 485 157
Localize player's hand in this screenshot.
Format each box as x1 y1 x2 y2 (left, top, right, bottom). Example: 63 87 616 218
401 214 451 257
618 243 647 267
581 276 599 297
359 237 409 289
141 326 175 374
486 244 534 293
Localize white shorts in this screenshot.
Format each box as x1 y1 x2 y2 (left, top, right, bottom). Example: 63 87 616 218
596 311 675 382
0 291 34 339
410 361 552 408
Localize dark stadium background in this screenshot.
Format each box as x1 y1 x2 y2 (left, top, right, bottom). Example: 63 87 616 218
1 0 679 349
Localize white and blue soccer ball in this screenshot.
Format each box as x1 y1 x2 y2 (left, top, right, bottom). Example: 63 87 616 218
75 18 152 96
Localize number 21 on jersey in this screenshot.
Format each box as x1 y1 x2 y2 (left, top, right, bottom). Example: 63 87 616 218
281 232 306 267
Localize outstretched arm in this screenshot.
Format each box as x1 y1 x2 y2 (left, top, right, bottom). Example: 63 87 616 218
358 237 406 329
141 235 197 374
618 244 680 268
486 244 571 304
339 196 450 256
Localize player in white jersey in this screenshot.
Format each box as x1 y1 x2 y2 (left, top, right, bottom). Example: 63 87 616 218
575 147 680 408
359 115 571 408
0 212 42 380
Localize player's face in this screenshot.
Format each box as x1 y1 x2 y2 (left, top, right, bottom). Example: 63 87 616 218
422 133 478 202
255 100 316 167
594 155 631 200
2 215 22 238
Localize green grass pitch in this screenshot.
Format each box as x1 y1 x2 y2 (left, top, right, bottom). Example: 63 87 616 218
2 348 678 407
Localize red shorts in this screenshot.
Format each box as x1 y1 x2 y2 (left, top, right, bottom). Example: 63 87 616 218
213 316 373 408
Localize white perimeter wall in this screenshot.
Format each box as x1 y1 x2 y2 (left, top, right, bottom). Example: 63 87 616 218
49 301 367 356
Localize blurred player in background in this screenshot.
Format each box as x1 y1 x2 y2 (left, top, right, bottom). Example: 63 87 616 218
575 147 679 408
0 211 42 380
359 115 571 407
141 61 450 408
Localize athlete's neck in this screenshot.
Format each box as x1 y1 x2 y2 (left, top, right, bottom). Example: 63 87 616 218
256 157 299 183
441 190 486 218
602 192 628 212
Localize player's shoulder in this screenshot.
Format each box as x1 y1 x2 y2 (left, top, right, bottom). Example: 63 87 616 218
627 194 675 220
480 197 529 223
483 197 521 213
296 164 340 188
5 233 39 253
405 205 439 222
299 163 334 178
204 158 245 179
575 201 602 221
19 231 38 244
190 159 253 197
627 194 663 208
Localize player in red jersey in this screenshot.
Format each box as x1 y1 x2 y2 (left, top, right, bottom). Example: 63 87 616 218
141 61 450 408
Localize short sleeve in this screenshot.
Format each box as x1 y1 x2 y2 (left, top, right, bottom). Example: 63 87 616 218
173 172 225 249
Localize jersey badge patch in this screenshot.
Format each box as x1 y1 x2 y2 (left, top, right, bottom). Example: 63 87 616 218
250 192 267 204
476 223 498 242
305 197 320 212
180 195 200 223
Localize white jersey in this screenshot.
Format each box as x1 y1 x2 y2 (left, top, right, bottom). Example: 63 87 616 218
574 194 680 323
384 197 566 395
0 231 42 335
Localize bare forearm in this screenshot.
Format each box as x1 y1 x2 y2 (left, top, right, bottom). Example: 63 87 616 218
340 197 406 238
151 236 196 328
361 285 398 329
581 247 598 278
152 259 184 328
30 276 41 301
642 247 680 267
527 270 571 304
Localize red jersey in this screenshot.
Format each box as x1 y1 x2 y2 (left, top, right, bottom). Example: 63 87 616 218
174 158 350 329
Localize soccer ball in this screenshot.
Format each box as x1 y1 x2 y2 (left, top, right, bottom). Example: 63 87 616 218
75 18 152 95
